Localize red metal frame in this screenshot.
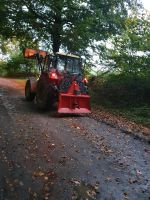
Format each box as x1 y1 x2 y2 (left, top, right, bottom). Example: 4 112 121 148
58 94 91 113
58 81 91 114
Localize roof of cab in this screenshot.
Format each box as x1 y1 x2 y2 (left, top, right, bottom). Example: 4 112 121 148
56 52 80 59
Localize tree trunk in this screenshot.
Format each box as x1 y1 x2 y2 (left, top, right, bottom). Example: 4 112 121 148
52 34 61 53
52 14 62 53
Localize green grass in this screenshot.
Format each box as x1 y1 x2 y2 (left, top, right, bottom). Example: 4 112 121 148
14 79 26 84
117 106 150 126
91 101 150 127
90 89 150 127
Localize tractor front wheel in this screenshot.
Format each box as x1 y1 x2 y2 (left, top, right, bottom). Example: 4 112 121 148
25 80 35 101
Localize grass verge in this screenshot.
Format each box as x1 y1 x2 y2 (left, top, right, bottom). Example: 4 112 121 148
90 89 150 127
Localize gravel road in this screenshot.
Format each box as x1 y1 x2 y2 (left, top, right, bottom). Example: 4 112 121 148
0 78 150 200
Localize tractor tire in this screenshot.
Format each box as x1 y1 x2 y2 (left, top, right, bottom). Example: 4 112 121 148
36 80 53 110
25 80 35 101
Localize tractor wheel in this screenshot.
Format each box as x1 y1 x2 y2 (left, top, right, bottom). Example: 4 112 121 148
25 80 35 101
36 81 53 110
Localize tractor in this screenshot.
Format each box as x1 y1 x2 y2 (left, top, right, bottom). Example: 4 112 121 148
23 48 91 114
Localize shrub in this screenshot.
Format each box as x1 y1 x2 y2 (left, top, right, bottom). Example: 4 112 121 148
0 61 7 76
5 53 37 77
90 73 150 107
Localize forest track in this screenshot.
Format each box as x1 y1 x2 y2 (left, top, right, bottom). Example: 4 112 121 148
0 77 150 200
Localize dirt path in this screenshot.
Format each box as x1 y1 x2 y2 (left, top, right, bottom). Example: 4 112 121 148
0 77 150 200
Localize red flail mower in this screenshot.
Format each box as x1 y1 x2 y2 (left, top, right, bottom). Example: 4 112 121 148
24 48 91 114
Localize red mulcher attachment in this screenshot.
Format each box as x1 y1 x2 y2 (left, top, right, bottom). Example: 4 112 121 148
58 81 91 114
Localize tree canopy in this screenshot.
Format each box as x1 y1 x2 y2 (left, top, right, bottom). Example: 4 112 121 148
99 11 150 75
0 0 139 53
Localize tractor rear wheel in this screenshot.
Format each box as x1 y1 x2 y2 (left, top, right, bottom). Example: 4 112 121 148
25 80 35 101
36 80 53 110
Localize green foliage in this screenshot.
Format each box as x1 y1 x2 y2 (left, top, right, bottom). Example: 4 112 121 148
89 12 150 126
101 12 150 75
89 11 150 126
112 105 150 126
91 73 150 107
0 0 139 53
0 36 20 55
90 72 150 126
5 53 37 77
0 60 7 76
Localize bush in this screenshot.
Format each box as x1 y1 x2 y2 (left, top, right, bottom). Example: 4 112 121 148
5 53 37 77
0 61 7 76
90 73 150 108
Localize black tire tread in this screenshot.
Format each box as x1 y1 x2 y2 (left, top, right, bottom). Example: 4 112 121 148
25 80 35 101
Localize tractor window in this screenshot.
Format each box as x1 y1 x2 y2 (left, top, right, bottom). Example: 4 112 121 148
57 56 81 74
57 58 66 71
66 58 81 74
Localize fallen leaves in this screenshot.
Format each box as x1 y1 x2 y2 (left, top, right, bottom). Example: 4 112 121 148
33 170 45 177
123 192 129 200
44 176 49 181
70 179 99 200
4 177 25 194
105 177 112 182
41 130 51 140
59 155 71 165
128 178 138 184
48 143 55 150
71 123 81 130
91 106 150 138
136 169 142 176
33 168 57 183
70 179 81 186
